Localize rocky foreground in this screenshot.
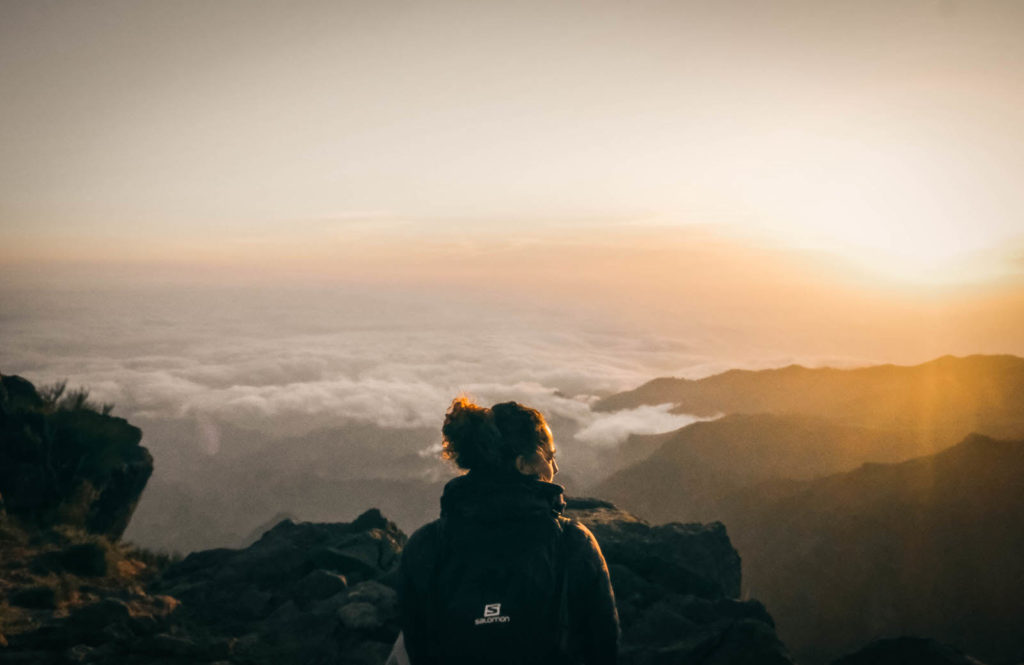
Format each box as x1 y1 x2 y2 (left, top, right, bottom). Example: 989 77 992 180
1 502 992 665
1 499 794 664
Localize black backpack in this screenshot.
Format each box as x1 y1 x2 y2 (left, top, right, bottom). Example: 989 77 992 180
429 513 571 665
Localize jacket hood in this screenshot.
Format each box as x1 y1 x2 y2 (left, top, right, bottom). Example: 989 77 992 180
440 471 566 523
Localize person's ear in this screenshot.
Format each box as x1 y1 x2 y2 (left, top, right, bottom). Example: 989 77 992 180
515 454 533 476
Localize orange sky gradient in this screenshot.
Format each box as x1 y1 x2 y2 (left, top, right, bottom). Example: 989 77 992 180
2 0 1023 367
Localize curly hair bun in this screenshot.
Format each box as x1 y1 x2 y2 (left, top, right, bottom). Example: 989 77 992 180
441 397 502 471
441 397 551 473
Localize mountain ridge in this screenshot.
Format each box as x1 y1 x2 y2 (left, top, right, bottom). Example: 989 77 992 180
593 354 1024 442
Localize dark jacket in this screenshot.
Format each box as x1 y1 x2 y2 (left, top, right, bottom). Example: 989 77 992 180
399 472 619 665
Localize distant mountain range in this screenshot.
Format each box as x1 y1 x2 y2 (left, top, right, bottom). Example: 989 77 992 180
589 354 1024 664
593 354 1024 526
594 354 1024 442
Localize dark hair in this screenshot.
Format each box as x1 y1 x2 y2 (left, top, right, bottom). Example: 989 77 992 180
441 397 552 473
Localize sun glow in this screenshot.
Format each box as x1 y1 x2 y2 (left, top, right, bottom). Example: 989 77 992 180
693 121 1021 286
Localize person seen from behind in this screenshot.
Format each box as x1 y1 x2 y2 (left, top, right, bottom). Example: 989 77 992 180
397 397 619 665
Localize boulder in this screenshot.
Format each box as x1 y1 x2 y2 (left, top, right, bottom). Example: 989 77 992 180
568 498 740 599
336 580 399 634
155 510 404 621
293 569 348 602
149 509 406 664
0 375 152 540
566 497 792 665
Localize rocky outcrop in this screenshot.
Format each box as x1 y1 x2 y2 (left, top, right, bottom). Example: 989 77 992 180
150 509 406 664
0 374 153 540
566 498 792 665
0 517 181 665
1 497 792 665
0 509 407 665
568 497 740 599
140 499 790 665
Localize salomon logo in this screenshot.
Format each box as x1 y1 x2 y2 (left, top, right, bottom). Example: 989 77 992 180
475 602 511 625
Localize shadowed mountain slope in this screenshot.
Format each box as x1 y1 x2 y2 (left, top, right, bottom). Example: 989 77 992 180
593 413 931 524
718 434 1024 665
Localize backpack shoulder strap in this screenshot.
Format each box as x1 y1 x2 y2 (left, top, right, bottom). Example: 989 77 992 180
555 517 571 656
427 516 448 622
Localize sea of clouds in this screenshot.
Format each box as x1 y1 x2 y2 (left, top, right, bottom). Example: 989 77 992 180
0 284 714 460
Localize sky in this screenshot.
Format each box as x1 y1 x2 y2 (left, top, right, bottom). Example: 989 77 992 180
2 0 1023 280
2 0 1024 418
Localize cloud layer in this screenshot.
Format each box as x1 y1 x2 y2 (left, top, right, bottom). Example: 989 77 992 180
0 285 717 457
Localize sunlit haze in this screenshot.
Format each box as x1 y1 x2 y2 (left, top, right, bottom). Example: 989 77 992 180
3 1 1024 282
2 1 1023 445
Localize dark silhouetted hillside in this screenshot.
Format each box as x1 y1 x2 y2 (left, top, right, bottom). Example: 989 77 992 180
718 434 1024 665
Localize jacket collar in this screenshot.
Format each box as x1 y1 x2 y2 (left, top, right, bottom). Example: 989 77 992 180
440 470 566 522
